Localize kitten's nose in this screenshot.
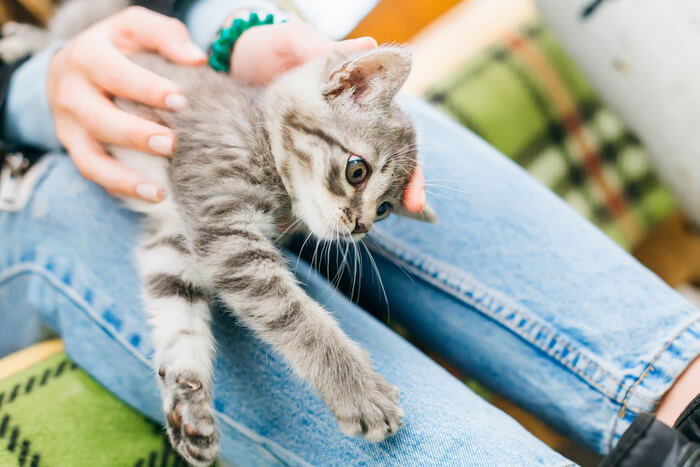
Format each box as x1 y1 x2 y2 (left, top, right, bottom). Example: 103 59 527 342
353 221 369 234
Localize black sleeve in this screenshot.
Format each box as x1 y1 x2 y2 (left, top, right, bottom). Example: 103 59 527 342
0 55 44 164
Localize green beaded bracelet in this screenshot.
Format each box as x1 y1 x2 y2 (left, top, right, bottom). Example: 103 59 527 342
209 12 277 72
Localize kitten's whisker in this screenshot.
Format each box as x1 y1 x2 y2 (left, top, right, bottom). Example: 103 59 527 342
424 189 458 201
332 229 343 288
364 234 417 285
274 218 303 241
295 231 314 272
310 237 323 280
357 233 363 301
342 225 359 302
342 238 352 287
325 227 335 283
330 230 345 289
334 238 349 289
424 177 469 182
361 240 390 322
424 183 470 196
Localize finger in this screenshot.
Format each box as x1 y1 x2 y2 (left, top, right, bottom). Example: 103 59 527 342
71 80 175 155
332 36 378 54
116 7 207 65
302 35 377 61
63 123 165 202
82 47 187 110
403 164 426 213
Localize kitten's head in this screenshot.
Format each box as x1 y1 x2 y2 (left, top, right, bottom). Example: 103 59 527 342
265 46 436 241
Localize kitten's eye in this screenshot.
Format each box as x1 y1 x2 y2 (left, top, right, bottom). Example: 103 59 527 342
376 202 392 220
346 155 370 185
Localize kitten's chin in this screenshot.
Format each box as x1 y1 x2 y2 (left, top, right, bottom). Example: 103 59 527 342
351 233 366 242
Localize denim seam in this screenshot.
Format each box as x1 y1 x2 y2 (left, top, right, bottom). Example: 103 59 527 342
619 317 700 413
0 262 311 467
608 316 700 450
369 230 629 405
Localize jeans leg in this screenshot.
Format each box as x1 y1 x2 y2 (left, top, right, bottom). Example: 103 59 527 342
0 154 572 466
326 96 700 454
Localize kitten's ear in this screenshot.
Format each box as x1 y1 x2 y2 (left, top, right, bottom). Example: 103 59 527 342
323 47 411 107
394 203 438 224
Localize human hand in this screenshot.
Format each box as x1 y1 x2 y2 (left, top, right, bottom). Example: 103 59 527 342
230 20 377 85
48 6 207 202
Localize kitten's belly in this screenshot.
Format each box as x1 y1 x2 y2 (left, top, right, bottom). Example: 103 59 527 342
109 145 176 216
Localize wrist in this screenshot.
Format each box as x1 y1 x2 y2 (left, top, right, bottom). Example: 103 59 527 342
657 355 700 426
208 11 278 72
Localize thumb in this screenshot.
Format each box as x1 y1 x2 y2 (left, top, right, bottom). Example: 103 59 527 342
332 36 378 54
403 165 426 213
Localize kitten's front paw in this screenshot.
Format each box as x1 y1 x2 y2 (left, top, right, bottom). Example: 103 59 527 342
159 368 219 466
335 371 404 442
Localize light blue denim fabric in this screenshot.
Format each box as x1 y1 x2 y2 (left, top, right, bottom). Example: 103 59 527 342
2 96 699 465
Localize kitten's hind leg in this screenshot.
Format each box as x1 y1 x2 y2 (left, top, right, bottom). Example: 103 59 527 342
139 226 219 466
0 22 49 62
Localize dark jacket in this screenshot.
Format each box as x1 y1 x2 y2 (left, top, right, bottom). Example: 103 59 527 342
601 394 700 467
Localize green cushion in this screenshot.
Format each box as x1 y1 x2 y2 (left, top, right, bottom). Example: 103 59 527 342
0 352 191 466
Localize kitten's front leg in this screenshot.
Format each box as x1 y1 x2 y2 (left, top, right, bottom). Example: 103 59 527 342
196 222 403 442
139 227 219 466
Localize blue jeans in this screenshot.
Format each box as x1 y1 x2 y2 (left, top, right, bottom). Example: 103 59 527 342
2 97 699 466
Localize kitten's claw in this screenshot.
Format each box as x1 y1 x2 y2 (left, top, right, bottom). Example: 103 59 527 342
335 371 404 443
160 368 219 466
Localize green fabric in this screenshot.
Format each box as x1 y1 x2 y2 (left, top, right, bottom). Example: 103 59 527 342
425 21 675 250
0 352 190 466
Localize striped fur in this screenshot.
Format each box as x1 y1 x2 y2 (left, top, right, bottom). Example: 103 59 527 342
110 48 436 465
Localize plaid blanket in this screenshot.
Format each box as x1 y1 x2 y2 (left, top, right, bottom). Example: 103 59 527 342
425 21 674 250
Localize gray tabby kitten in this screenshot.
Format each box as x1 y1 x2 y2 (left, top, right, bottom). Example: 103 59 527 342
1 3 437 466
121 49 436 465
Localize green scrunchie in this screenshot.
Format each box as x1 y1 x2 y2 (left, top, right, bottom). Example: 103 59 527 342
209 12 277 72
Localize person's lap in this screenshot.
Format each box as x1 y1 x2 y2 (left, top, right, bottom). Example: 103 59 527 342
354 97 700 451
1 96 699 465
0 154 569 465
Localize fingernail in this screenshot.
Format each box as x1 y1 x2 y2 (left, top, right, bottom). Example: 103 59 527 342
361 36 378 48
148 135 174 156
165 93 187 111
136 183 165 202
185 43 207 61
